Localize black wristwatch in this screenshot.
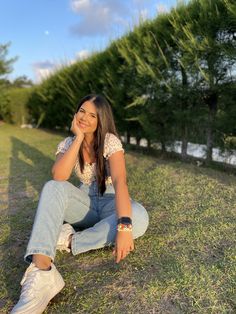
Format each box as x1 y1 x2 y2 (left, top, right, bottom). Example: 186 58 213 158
117 216 132 225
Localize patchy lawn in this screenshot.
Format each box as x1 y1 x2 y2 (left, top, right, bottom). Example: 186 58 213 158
0 123 236 314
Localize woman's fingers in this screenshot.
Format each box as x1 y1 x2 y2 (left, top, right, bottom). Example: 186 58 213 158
116 249 122 263
113 247 132 263
113 233 134 263
71 115 84 139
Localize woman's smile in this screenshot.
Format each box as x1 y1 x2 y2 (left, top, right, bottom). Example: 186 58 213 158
79 121 89 128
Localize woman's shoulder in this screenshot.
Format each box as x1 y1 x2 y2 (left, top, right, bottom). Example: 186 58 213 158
105 132 120 143
103 133 124 159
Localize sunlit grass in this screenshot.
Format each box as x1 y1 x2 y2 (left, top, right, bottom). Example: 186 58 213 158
0 123 235 313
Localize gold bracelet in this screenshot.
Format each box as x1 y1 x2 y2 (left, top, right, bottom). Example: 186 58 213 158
117 223 133 232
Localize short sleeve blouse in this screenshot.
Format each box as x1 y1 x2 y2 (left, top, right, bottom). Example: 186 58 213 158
103 133 124 159
55 133 124 185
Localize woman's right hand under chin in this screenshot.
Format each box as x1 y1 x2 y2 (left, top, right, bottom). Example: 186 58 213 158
70 114 84 141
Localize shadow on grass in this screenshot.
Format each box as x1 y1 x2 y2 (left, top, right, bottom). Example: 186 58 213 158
4 137 53 311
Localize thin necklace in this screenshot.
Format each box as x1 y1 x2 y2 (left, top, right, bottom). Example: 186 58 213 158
84 138 94 148
83 141 95 164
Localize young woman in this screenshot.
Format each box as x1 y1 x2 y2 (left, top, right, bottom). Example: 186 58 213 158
11 94 149 314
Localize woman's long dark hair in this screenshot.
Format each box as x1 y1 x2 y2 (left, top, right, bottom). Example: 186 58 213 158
76 94 119 195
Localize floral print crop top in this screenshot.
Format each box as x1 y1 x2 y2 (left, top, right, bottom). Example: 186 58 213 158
55 133 124 185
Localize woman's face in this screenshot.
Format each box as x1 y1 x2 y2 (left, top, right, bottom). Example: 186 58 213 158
76 100 98 134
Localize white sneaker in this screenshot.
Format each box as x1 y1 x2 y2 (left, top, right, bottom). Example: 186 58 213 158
11 262 65 314
56 223 75 253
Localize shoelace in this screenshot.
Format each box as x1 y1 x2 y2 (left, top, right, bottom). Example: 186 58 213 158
20 264 39 298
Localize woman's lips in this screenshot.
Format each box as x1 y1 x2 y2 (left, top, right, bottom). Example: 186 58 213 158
79 121 88 128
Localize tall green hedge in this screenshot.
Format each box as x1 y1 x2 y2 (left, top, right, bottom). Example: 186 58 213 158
2 0 235 157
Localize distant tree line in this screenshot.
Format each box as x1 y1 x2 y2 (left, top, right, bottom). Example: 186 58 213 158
0 75 33 88
1 0 236 163
0 43 33 123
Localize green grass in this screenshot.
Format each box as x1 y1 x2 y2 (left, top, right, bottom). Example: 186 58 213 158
0 123 236 313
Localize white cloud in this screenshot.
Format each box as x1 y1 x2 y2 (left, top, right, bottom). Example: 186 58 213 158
70 0 168 38
70 8 110 36
76 49 91 60
140 8 149 20
69 50 91 64
71 0 90 12
70 0 131 37
33 50 93 82
33 60 56 83
44 30 50 36
156 3 167 13
114 16 130 28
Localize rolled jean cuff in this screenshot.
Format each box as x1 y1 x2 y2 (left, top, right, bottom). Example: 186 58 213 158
71 234 87 255
24 248 55 264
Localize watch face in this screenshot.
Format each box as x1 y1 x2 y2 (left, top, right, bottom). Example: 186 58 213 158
118 217 132 224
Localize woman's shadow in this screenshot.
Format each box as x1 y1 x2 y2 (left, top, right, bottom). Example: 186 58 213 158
3 136 54 310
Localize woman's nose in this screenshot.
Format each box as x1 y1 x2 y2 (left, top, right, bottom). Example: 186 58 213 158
80 113 89 122
81 115 87 121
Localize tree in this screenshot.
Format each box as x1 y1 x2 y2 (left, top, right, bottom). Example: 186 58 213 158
168 0 236 163
0 42 17 121
12 75 33 88
116 16 177 150
0 42 17 78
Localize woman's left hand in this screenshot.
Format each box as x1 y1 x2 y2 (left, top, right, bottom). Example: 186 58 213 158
112 231 134 263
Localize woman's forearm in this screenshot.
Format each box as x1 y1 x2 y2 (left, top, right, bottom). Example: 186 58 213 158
113 180 132 219
52 136 83 180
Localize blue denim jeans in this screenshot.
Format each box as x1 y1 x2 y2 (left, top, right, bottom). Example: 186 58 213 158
25 180 149 263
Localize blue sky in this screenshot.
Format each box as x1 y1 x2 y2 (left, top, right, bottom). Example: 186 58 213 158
0 0 184 83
